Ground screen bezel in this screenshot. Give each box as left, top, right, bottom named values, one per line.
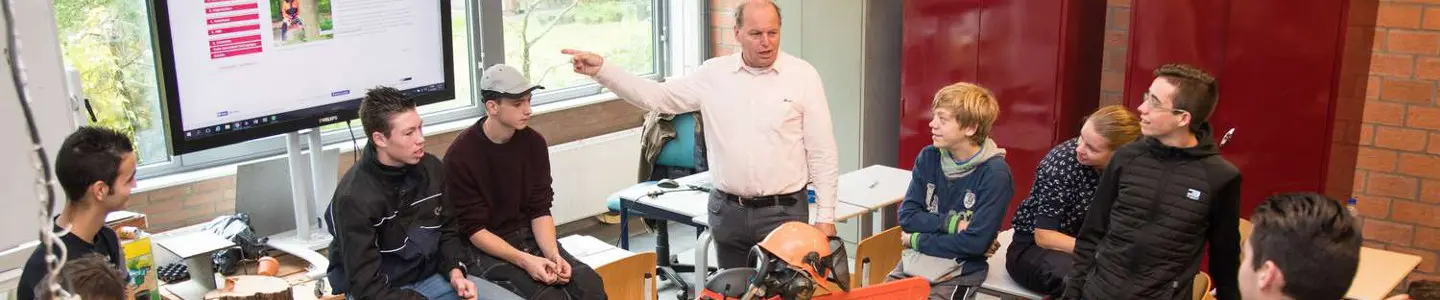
left=151, top=0, right=456, bottom=155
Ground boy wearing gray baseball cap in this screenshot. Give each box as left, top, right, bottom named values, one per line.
left=442, top=64, right=607, bottom=300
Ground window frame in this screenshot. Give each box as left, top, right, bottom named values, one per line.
left=134, top=0, right=673, bottom=180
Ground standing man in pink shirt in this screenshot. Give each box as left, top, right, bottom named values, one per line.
left=563, top=0, right=841, bottom=269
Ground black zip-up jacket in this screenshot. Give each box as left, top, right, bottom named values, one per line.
left=1063, top=124, right=1242, bottom=300
left=325, top=145, right=470, bottom=300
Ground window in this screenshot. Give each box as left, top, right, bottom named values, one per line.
left=52, top=0, right=668, bottom=180
left=323, top=1, right=475, bottom=130
left=500, top=0, right=660, bottom=104
left=421, top=2, right=479, bottom=115
left=55, top=0, right=169, bottom=166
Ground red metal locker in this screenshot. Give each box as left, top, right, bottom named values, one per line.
left=1123, top=0, right=1377, bottom=218
left=899, top=0, right=1106, bottom=228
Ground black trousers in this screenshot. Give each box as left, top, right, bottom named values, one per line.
left=1005, top=239, right=1073, bottom=297
left=706, top=190, right=809, bottom=269
left=469, top=228, right=607, bottom=300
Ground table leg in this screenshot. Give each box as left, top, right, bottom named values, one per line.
left=620, top=199, right=630, bottom=250
left=165, top=253, right=221, bottom=300
left=859, top=210, right=874, bottom=239
left=187, top=255, right=217, bottom=291
left=881, top=203, right=899, bottom=229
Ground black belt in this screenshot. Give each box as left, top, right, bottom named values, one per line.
left=717, top=189, right=804, bottom=208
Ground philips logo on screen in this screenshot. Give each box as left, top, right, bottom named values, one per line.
left=319, top=115, right=338, bottom=123
left=216, top=111, right=230, bottom=117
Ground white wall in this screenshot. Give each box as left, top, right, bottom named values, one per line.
left=0, top=0, right=78, bottom=263
left=781, top=0, right=864, bottom=172
left=775, top=0, right=901, bottom=172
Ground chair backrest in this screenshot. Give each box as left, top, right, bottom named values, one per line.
left=1239, top=218, right=1254, bottom=246
left=656, top=112, right=700, bottom=169
left=595, top=251, right=659, bottom=300
left=851, top=226, right=905, bottom=288
left=1193, top=272, right=1214, bottom=300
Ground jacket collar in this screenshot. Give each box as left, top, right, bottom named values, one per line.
left=361, top=143, right=414, bottom=183
left=1142, top=122, right=1221, bottom=159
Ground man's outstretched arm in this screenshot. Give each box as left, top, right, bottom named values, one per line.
left=564, top=49, right=705, bottom=114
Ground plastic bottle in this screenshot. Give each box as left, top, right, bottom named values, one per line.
left=1347, top=198, right=1359, bottom=217
left=1348, top=198, right=1363, bottom=230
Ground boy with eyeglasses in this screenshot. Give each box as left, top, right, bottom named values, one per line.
left=1063, top=64, right=1243, bottom=300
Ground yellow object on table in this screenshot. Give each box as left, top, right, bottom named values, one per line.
left=1346, top=247, right=1422, bottom=300
left=123, top=235, right=160, bottom=300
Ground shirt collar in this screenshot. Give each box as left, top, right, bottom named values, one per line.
left=732, top=52, right=784, bottom=75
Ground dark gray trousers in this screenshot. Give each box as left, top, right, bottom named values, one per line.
left=706, top=190, right=809, bottom=269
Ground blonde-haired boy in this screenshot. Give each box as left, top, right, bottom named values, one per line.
left=889, top=82, right=1014, bottom=300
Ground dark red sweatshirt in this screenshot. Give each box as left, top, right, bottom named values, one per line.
left=442, top=117, right=554, bottom=238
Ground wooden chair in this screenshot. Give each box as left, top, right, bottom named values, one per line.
left=1193, top=272, right=1215, bottom=300
left=595, top=252, right=659, bottom=300
left=851, top=226, right=904, bottom=288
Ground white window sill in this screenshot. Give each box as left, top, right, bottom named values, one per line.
left=133, top=93, right=625, bottom=194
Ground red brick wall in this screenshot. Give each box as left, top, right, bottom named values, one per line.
left=710, top=0, right=744, bottom=57
left=1356, top=0, right=1440, bottom=284
left=128, top=100, right=642, bottom=232
left=127, top=177, right=238, bottom=232
left=1099, top=0, right=1131, bottom=107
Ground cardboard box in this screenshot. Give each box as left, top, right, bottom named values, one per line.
left=106, top=211, right=148, bottom=233
left=122, top=235, right=159, bottom=300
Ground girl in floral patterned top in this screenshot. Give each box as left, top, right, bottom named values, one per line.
left=1004, top=105, right=1140, bottom=296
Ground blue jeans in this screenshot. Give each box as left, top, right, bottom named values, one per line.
left=352, top=274, right=522, bottom=300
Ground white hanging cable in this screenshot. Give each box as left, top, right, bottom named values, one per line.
left=0, top=0, right=75, bottom=298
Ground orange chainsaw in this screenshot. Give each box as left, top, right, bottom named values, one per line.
left=696, top=222, right=930, bottom=300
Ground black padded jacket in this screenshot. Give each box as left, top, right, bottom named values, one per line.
left=1063, top=124, right=1242, bottom=300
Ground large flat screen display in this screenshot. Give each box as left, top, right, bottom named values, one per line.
left=152, top=0, right=454, bottom=154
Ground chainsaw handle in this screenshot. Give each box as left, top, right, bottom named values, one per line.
left=742, top=246, right=774, bottom=300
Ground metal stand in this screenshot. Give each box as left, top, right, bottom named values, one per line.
left=157, top=232, right=235, bottom=300
left=693, top=216, right=713, bottom=299
left=270, top=128, right=333, bottom=280
left=283, top=130, right=317, bottom=239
